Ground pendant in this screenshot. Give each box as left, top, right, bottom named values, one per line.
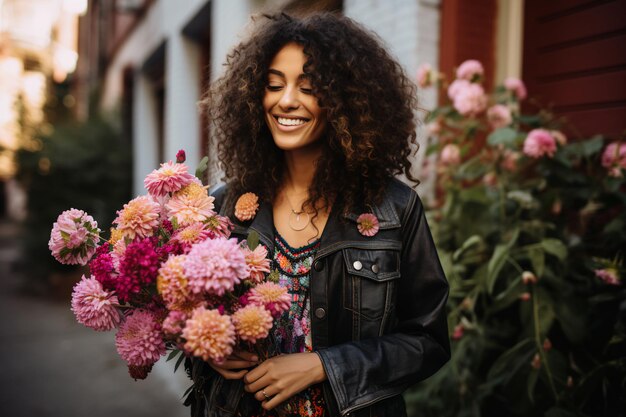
left=288, top=210, right=310, bottom=231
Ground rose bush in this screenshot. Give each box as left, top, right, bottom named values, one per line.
left=405, top=61, right=625, bottom=417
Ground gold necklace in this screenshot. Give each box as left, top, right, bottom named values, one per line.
left=283, top=188, right=311, bottom=231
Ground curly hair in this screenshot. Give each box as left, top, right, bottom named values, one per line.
left=202, top=11, right=420, bottom=216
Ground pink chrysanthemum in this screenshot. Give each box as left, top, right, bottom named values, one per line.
left=232, top=305, right=273, bottom=343
left=115, top=310, right=166, bottom=367
left=182, top=308, right=236, bottom=363
left=205, top=214, right=234, bottom=238
left=113, top=196, right=160, bottom=240
left=248, top=282, right=291, bottom=317
left=243, top=244, right=271, bottom=283
left=487, top=104, right=512, bottom=129
left=440, top=144, right=461, bottom=166
left=157, top=254, right=203, bottom=312
left=116, top=238, right=160, bottom=302
left=416, top=63, right=435, bottom=88
left=171, top=223, right=213, bottom=247
left=89, top=244, right=117, bottom=291
left=234, top=193, right=259, bottom=221
left=162, top=310, right=189, bottom=337
left=453, top=83, right=487, bottom=116
left=144, top=161, right=196, bottom=197
left=447, top=79, right=470, bottom=100
left=456, top=59, right=484, bottom=81
left=601, top=142, right=626, bottom=178
left=523, top=129, right=557, bottom=159
left=166, top=191, right=215, bottom=226
left=183, top=238, right=249, bottom=296
left=49, top=208, right=100, bottom=265
left=595, top=268, right=620, bottom=285
left=357, top=213, right=380, bottom=237
left=504, top=77, right=527, bottom=100
left=71, top=275, right=121, bottom=331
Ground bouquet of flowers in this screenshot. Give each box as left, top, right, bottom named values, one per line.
left=49, top=150, right=289, bottom=381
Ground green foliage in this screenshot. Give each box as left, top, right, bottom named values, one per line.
left=405, top=76, right=626, bottom=416
left=16, top=114, right=132, bottom=278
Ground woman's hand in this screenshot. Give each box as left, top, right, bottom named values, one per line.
left=208, top=350, right=259, bottom=380
left=243, top=352, right=327, bottom=410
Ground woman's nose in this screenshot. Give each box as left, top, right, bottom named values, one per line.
left=278, top=86, right=299, bottom=110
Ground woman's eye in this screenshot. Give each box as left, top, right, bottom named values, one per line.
left=300, top=87, right=313, bottom=94
left=266, top=85, right=282, bottom=91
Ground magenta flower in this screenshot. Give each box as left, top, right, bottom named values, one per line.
left=71, top=275, right=121, bottom=331
left=182, top=307, right=236, bottom=363
left=440, top=144, right=461, bottom=166
left=453, top=83, right=488, bottom=116
left=128, top=364, right=154, bottom=380
left=456, top=59, right=484, bottom=81
left=595, top=268, right=620, bottom=285
left=176, top=149, right=186, bottom=163
left=183, top=237, right=250, bottom=296
left=523, top=129, right=557, bottom=158
left=113, top=196, right=160, bottom=240
left=601, top=142, right=626, bottom=178
left=49, top=208, right=100, bottom=265
left=144, top=161, right=196, bottom=197
left=116, top=238, right=160, bottom=302
left=504, top=77, right=527, bottom=100
left=487, top=104, right=512, bottom=129
left=89, top=244, right=117, bottom=291
left=357, top=213, right=380, bottom=237
left=115, top=310, right=166, bottom=367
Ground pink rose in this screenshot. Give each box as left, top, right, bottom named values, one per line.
left=504, top=77, right=527, bottom=100
left=523, top=129, right=557, bottom=158
left=453, top=83, right=487, bottom=116
left=487, top=104, right=512, bottom=129
left=416, top=63, right=435, bottom=88
left=440, top=144, right=461, bottom=166
left=601, top=142, right=626, bottom=178
left=448, top=79, right=470, bottom=100
left=456, top=59, right=484, bottom=81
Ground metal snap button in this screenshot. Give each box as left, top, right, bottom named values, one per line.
left=353, top=260, right=363, bottom=271
left=313, top=260, right=323, bottom=271
left=315, top=307, right=326, bottom=319
left=371, top=264, right=379, bottom=274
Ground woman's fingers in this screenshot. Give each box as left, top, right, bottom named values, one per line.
left=254, top=384, right=278, bottom=402
left=232, top=350, right=259, bottom=362
left=215, top=358, right=257, bottom=370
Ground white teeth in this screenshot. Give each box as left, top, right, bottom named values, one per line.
left=277, top=117, right=307, bottom=126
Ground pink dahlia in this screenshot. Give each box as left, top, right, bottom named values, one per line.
left=205, top=214, right=234, bottom=238
left=595, top=268, right=620, bottom=285
left=357, top=213, right=380, bottom=237
left=447, top=79, right=471, bottom=100
left=162, top=310, right=189, bottom=337
left=166, top=191, right=215, bottom=226
left=232, top=305, right=273, bottom=343
left=116, top=238, right=160, bottom=302
left=504, top=77, right=527, bottom=100
left=89, top=244, right=117, bottom=291
left=601, top=142, right=626, bottom=178
left=157, top=254, right=203, bottom=312
left=113, top=195, right=160, bottom=240
left=248, top=282, right=291, bottom=317
left=456, top=59, right=484, bottom=81
left=243, top=244, right=271, bottom=283
left=182, top=307, right=236, bottom=363
left=416, top=63, right=435, bottom=88
left=71, top=275, right=121, bottom=331
left=170, top=223, right=213, bottom=247
left=144, top=161, right=196, bottom=197
left=453, top=83, right=488, bottom=116
left=487, top=104, right=512, bottom=129
left=440, top=144, right=461, bottom=166
left=115, top=309, right=166, bottom=367
left=183, top=237, right=249, bottom=296
left=523, top=129, right=557, bottom=158
left=49, top=208, right=100, bottom=265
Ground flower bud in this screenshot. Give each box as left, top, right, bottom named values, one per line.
left=519, top=292, right=532, bottom=301
left=176, top=149, right=186, bottom=163
left=531, top=353, right=541, bottom=369
left=543, top=338, right=552, bottom=352
left=522, top=271, right=538, bottom=285
left=452, top=324, right=464, bottom=340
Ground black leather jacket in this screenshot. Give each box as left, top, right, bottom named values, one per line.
left=186, top=178, right=450, bottom=417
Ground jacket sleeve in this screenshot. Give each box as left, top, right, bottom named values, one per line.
left=316, top=191, right=451, bottom=415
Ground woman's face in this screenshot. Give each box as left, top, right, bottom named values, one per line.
left=263, top=43, right=327, bottom=151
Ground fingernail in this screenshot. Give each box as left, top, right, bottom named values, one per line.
left=251, top=355, right=259, bottom=362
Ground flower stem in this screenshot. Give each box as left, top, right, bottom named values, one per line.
left=531, top=286, right=558, bottom=401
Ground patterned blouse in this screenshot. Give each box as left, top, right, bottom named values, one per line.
left=252, top=229, right=327, bottom=417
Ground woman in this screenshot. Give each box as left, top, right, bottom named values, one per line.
left=185, top=11, right=450, bottom=417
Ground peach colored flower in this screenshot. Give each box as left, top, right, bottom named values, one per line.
left=144, top=161, right=196, bottom=197
left=456, top=59, right=484, bottom=81
left=113, top=195, right=160, bottom=240
left=232, top=304, right=273, bottom=343
left=551, top=130, right=567, bottom=146
left=440, top=144, right=461, bottom=166
left=235, top=193, right=259, bottom=222
left=416, top=63, right=435, bottom=88
left=109, top=228, right=124, bottom=245
left=523, top=129, right=557, bottom=158
left=356, top=213, right=380, bottom=237
left=248, top=282, right=291, bottom=317
left=166, top=192, right=215, bottom=226
left=157, top=254, right=203, bottom=312
left=504, top=77, right=527, bottom=100
left=244, top=244, right=271, bottom=283
left=487, top=104, right=512, bottom=129
left=182, top=308, right=236, bottom=363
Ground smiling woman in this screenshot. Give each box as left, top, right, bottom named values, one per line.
left=191, top=11, right=450, bottom=417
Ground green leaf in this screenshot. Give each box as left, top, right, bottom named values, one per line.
left=247, top=230, right=260, bottom=251
left=174, top=351, right=186, bottom=373
left=540, top=238, right=567, bottom=261
left=171, top=216, right=179, bottom=230
left=487, top=127, right=518, bottom=147
left=527, top=368, right=539, bottom=403
left=195, top=156, right=209, bottom=182
left=452, top=235, right=482, bottom=261
left=491, top=277, right=524, bottom=312
left=528, top=247, right=545, bottom=278
left=166, top=349, right=180, bottom=362
left=486, top=338, right=535, bottom=383
left=487, top=244, right=509, bottom=295
left=181, top=383, right=195, bottom=400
